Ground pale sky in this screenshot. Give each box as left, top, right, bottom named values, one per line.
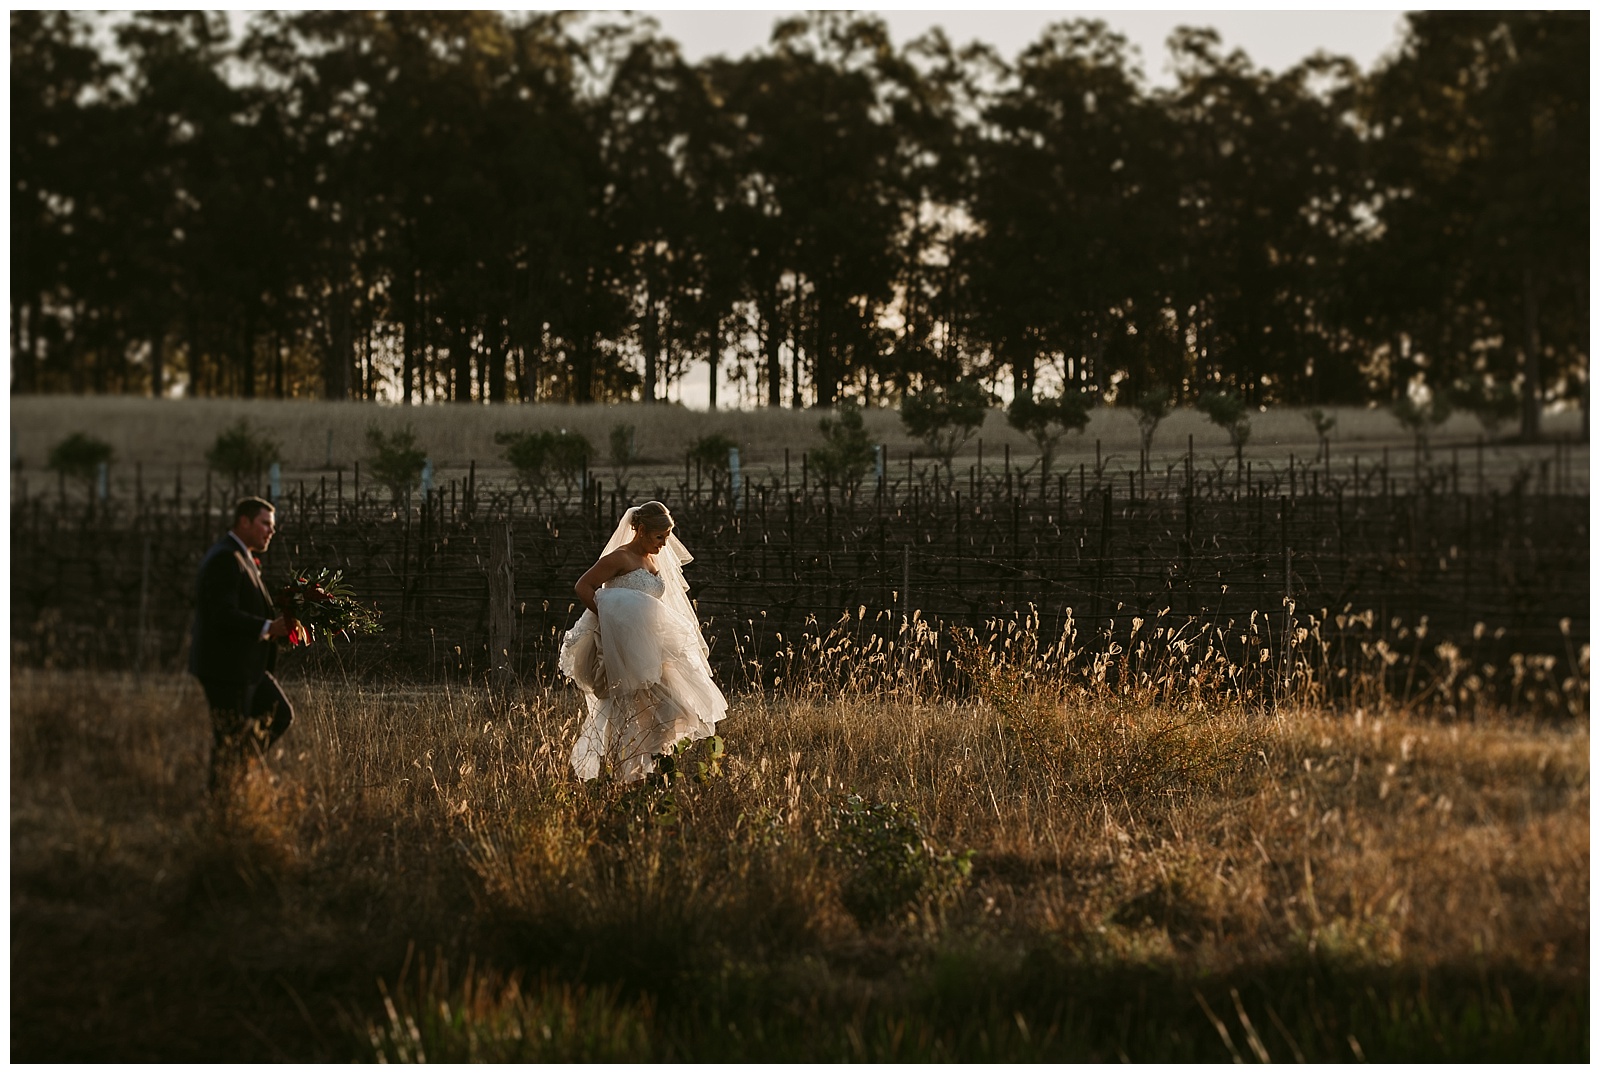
left=633, top=8, right=1411, bottom=88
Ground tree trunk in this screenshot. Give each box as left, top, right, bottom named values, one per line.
left=487, top=328, right=507, bottom=403
left=813, top=294, right=835, bottom=408
left=402, top=275, right=418, bottom=405
left=149, top=330, right=164, bottom=399
left=707, top=314, right=720, bottom=411
left=763, top=295, right=783, bottom=407
left=790, top=312, right=803, bottom=409
left=453, top=316, right=473, bottom=402
left=642, top=255, right=659, bottom=403
left=240, top=318, right=256, bottom=400
left=1576, top=263, right=1589, bottom=439
left=272, top=330, right=285, bottom=399
left=573, top=336, right=595, bottom=403
left=1521, top=263, right=1542, bottom=442
left=324, top=297, right=352, bottom=401
left=1011, top=338, right=1034, bottom=400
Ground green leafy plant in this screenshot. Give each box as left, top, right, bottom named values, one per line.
left=1130, top=384, right=1173, bottom=458
left=899, top=380, right=990, bottom=483
left=1196, top=390, right=1253, bottom=471
left=47, top=432, right=113, bottom=497
left=607, top=423, right=642, bottom=496
left=811, top=403, right=875, bottom=497
left=365, top=425, right=428, bottom=503
left=1390, top=392, right=1452, bottom=452
left=496, top=429, right=591, bottom=498
left=1449, top=379, right=1520, bottom=441
left=1304, top=408, right=1337, bottom=461
left=1006, top=390, right=1091, bottom=479
left=687, top=433, right=739, bottom=475
left=827, top=793, right=974, bottom=924
left=205, top=419, right=280, bottom=486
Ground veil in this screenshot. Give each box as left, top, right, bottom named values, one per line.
left=600, top=506, right=710, bottom=659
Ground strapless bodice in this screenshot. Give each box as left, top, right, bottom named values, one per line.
left=607, top=567, right=665, bottom=598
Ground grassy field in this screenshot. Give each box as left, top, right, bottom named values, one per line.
left=11, top=639, right=1588, bottom=1061
left=10, top=396, right=1586, bottom=494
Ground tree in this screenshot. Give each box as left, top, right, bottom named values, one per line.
left=811, top=404, right=876, bottom=497
left=1449, top=379, right=1521, bottom=442
left=1361, top=13, right=1588, bottom=441
left=900, top=379, right=990, bottom=482
left=607, top=423, right=642, bottom=497
left=206, top=419, right=281, bottom=487
left=1304, top=408, right=1337, bottom=462
left=1196, top=390, right=1252, bottom=471
left=1005, top=390, right=1091, bottom=479
left=1131, top=384, right=1173, bottom=458
left=366, top=425, right=428, bottom=503
left=496, top=428, right=591, bottom=498
left=1389, top=392, right=1452, bottom=454
left=962, top=20, right=1172, bottom=403
left=48, top=432, right=113, bottom=498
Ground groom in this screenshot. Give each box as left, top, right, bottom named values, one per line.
left=189, top=496, right=306, bottom=791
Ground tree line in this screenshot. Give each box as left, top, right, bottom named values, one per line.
left=10, top=11, right=1588, bottom=437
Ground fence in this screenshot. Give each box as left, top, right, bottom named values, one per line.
left=11, top=446, right=1588, bottom=698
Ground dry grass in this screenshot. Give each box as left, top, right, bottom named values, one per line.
left=11, top=651, right=1587, bottom=1061
left=11, top=395, right=1585, bottom=490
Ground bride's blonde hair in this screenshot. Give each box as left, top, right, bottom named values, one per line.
left=631, top=501, right=673, bottom=533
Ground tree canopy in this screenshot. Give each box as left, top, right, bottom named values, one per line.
left=10, top=11, right=1588, bottom=435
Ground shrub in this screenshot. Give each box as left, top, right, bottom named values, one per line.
left=1390, top=392, right=1452, bottom=450
left=1449, top=379, right=1520, bottom=441
left=810, top=404, right=875, bottom=496
left=365, top=425, right=428, bottom=503
left=496, top=429, right=591, bottom=497
left=687, top=433, right=739, bottom=475
left=47, top=432, right=113, bottom=495
left=899, top=380, right=990, bottom=482
left=607, top=423, right=641, bottom=495
left=827, top=793, right=973, bottom=924
left=205, top=419, right=280, bottom=486
left=1304, top=407, right=1337, bottom=460
left=1006, top=390, right=1091, bottom=479
left=1196, top=390, right=1253, bottom=469
left=1130, top=384, right=1173, bottom=457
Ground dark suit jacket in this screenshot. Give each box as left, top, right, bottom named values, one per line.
left=189, top=533, right=278, bottom=684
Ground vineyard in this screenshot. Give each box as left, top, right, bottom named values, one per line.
left=12, top=435, right=1588, bottom=713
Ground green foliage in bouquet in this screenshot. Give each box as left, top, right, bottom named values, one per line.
left=275, top=567, right=382, bottom=648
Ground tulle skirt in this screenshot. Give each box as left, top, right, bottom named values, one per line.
left=559, top=587, right=728, bottom=782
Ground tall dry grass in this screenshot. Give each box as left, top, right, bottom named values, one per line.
left=11, top=629, right=1588, bottom=1061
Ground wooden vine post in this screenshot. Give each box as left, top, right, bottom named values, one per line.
left=487, top=520, right=516, bottom=691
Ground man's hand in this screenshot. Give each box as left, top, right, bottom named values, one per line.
left=267, top=616, right=310, bottom=646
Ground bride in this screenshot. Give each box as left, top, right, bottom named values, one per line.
left=559, top=500, right=728, bottom=782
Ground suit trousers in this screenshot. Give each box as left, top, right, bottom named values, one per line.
left=199, top=673, right=293, bottom=787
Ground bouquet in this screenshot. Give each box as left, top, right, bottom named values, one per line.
left=276, top=567, right=382, bottom=648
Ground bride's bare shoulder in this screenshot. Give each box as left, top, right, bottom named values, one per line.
left=597, top=548, right=645, bottom=573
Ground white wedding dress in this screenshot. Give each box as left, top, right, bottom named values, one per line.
left=559, top=563, right=728, bottom=783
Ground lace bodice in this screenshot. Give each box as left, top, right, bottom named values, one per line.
left=606, top=567, right=665, bottom=599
